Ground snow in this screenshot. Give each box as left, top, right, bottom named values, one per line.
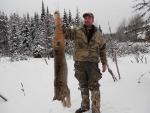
left=0, top=55, right=150, bottom=113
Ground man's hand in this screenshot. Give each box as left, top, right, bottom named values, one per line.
left=102, top=64, right=107, bottom=72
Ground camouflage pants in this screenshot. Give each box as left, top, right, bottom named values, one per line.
left=74, top=61, right=102, bottom=113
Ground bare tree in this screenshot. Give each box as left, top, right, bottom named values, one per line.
left=107, top=22, right=120, bottom=80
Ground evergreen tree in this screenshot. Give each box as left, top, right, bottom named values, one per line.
left=46, top=6, right=49, bottom=16
left=62, top=9, right=69, bottom=30
left=41, top=0, right=46, bottom=21
left=33, top=18, right=48, bottom=57
left=45, top=6, right=54, bottom=37
left=27, top=13, right=30, bottom=22
left=74, top=8, right=81, bottom=27
left=45, top=9, right=55, bottom=58
left=30, top=17, right=36, bottom=41
left=29, top=17, right=36, bottom=53
left=0, top=2, right=56, bottom=59
left=8, top=13, right=22, bottom=60
left=34, top=12, right=39, bottom=27
left=20, top=15, right=32, bottom=57
left=0, top=11, right=9, bottom=56
left=31, top=13, right=40, bottom=49
left=68, top=9, right=73, bottom=27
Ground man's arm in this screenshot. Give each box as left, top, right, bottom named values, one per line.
left=63, top=28, right=76, bottom=40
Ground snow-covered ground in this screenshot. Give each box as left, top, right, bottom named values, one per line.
left=0, top=55, right=150, bottom=113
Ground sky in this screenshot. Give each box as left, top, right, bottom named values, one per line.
left=0, top=0, right=137, bottom=33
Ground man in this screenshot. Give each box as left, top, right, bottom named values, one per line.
left=65, top=12, right=107, bottom=113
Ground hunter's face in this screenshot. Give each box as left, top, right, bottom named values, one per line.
left=84, top=16, right=94, bottom=26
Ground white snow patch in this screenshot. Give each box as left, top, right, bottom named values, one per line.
left=0, top=55, right=150, bottom=113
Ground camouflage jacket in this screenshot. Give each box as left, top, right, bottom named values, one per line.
left=64, top=25, right=107, bottom=64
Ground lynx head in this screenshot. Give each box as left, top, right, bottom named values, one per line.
left=54, top=11, right=61, bottom=26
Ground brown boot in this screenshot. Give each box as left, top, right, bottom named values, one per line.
left=75, top=108, right=89, bottom=113
left=91, top=89, right=101, bottom=113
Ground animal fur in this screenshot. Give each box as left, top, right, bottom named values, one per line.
left=53, top=11, right=71, bottom=108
